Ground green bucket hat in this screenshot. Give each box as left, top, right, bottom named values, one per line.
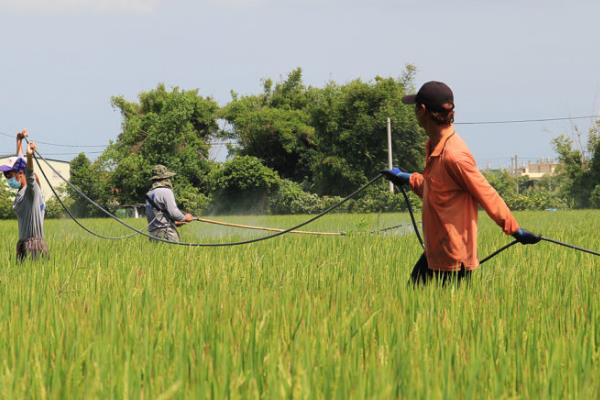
left=150, top=164, right=176, bottom=181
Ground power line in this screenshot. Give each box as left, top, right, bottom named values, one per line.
left=0, top=130, right=107, bottom=148
left=31, top=140, right=107, bottom=148
left=0, top=150, right=104, bottom=157
left=479, top=156, right=558, bottom=161
left=0, top=129, right=232, bottom=151
left=455, top=115, right=600, bottom=125
left=1, top=113, right=598, bottom=149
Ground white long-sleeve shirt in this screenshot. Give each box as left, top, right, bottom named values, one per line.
left=145, top=187, right=185, bottom=231
left=14, top=168, right=45, bottom=241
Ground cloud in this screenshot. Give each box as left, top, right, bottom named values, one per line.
left=0, top=0, right=161, bottom=14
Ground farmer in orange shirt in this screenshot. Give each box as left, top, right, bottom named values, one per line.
left=382, top=81, right=541, bottom=285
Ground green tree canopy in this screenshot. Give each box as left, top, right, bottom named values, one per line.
left=552, top=120, right=600, bottom=208
left=222, top=67, right=424, bottom=196
left=0, top=182, right=14, bottom=219
left=68, top=153, right=110, bottom=217
left=104, top=84, right=220, bottom=206
left=209, top=156, right=281, bottom=214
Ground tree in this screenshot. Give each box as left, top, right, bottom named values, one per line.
left=68, top=153, right=110, bottom=217
left=306, top=75, right=425, bottom=194
left=221, top=105, right=316, bottom=182
left=552, top=120, right=600, bottom=208
left=590, top=185, right=600, bottom=208
left=103, top=84, right=220, bottom=207
left=222, top=67, right=424, bottom=196
left=45, top=186, right=74, bottom=219
left=221, top=69, right=316, bottom=182
left=0, top=183, right=14, bottom=219
left=483, top=169, right=568, bottom=211
left=209, top=156, right=281, bottom=214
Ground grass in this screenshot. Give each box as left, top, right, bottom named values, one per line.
left=0, top=210, right=598, bottom=399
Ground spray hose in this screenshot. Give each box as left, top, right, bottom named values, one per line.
left=192, top=217, right=344, bottom=236
left=392, top=182, right=600, bottom=264
left=32, top=146, right=600, bottom=258
left=34, top=149, right=380, bottom=246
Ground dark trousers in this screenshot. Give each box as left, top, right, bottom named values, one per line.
left=410, top=253, right=471, bottom=286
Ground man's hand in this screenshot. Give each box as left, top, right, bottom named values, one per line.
left=27, top=141, right=37, bottom=155
left=17, top=129, right=28, bottom=140
left=16, top=129, right=29, bottom=156
left=381, top=167, right=412, bottom=186
left=512, top=228, right=542, bottom=245
left=176, top=213, right=194, bottom=225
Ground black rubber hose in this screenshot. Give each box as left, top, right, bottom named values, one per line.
left=479, top=240, right=519, bottom=265
left=541, top=237, right=600, bottom=257
left=399, top=185, right=424, bottom=248
left=35, top=155, right=139, bottom=240
left=35, top=150, right=382, bottom=247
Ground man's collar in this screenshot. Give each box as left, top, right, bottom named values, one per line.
left=428, top=130, right=456, bottom=157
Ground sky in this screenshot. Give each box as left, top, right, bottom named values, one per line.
left=1, top=0, right=599, bottom=169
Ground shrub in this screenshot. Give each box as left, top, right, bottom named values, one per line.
left=269, top=179, right=321, bottom=214
left=209, top=156, right=280, bottom=214
left=589, top=185, right=600, bottom=208
left=350, top=185, right=409, bottom=213
left=175, top=184, right=211, bottom=216
left=0, top=184, right=14, bottom=219
left=45, top=195, right=75, bottom=219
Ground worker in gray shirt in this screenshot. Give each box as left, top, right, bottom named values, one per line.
left=145, top=164, right=193, bottom=242
left=0, top=129, right=48, bottom=261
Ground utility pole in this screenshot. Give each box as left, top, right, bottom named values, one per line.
left=387, top=118, right=394, bottom=193
left=514, top=154, right=519, bottom=194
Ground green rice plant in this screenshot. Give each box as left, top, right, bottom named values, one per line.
left=0, top=210, right=598, bottom=399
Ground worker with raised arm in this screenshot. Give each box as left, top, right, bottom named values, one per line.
left=145, top=164, right=193, bottom=242
left=381, top=82, right=541, bottom=285
left=0, top=129, right=48, bottom=261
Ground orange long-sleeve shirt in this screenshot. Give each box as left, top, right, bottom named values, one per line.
left=409, top=130, right=519, bottom=271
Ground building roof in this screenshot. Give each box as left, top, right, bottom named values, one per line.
left=0, top=155, right=71, bottom=164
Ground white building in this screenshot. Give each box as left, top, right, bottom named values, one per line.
left=520, top=160, right=559, bottom=180
left=0, top=155, right=71, bottom=201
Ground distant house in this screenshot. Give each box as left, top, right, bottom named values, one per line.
left=0, top=155, right=71, bottom=201
left=520, top=160, right=559, bottom=179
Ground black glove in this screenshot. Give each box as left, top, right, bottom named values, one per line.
left=512, top=228, right=542, bottom=245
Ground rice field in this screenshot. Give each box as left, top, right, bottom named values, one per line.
left=0, top=210, right=599, bottom=399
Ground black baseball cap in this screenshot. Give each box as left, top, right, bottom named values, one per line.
left=402, top=81, right=454, bottom=112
